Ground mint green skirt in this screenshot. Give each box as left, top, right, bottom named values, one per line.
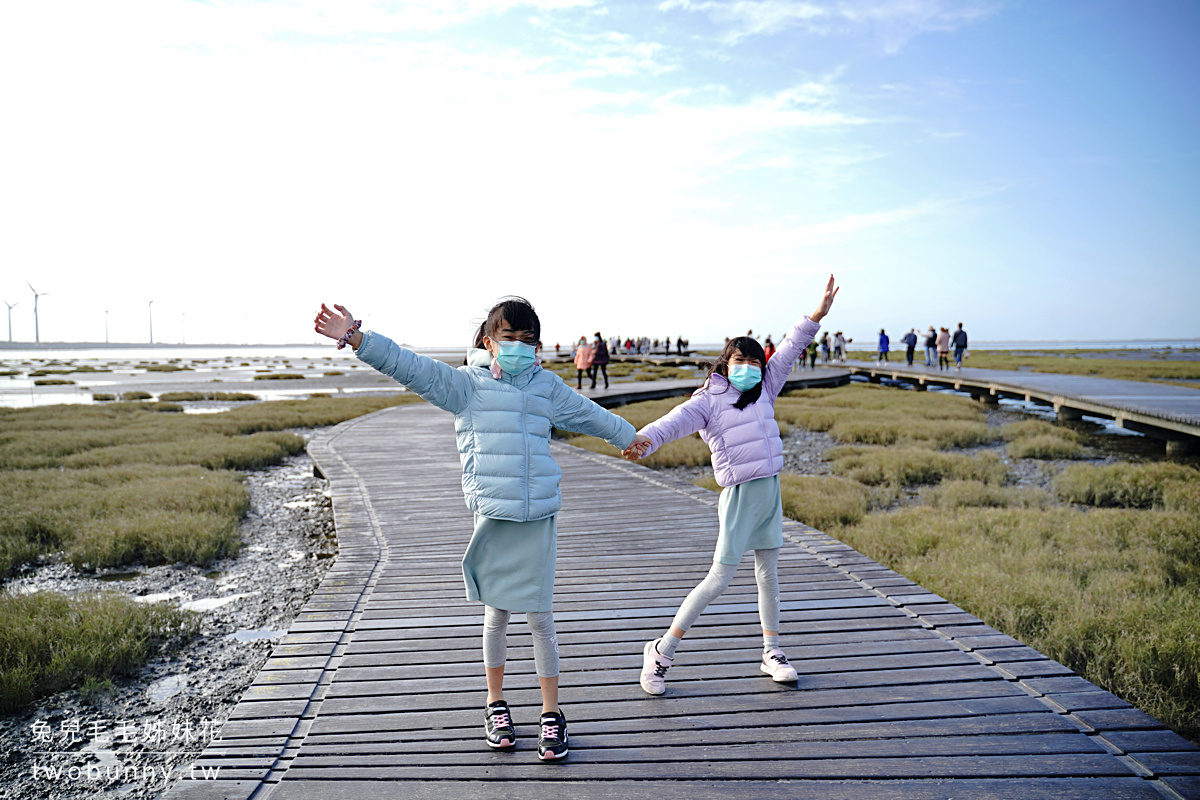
left=462, top=514, right=557, bottom=613
left=714, top=475, right=783, bottom=565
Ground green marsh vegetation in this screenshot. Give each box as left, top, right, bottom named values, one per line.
left=0, top=591, right=196, bottom=712
left=564, top=381, right=1200, bottom=740
left=158, top=391, right=259, bottom=402
left=0, top=392, right=423, bottom=712
left=0, top=393, right=425, bottom=573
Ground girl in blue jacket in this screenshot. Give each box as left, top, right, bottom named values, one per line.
left=315, top=297, right=635, bottom=761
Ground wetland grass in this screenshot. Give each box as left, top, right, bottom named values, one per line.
left=0, top=392, right=425, bottom=713
left=0, top=590, right=196, bottom=712
left=158, top=391, right=258, bottom=402
left=0, top=394, right=423, bottom=575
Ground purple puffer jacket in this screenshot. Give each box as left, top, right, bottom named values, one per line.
left=639, top=316, right=821, bottom=487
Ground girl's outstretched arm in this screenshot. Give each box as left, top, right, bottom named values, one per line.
left=762, top=275, right=839, bottom=397
left=631, top=393, right=709, bottom=460
left=313, top=303, right=472, bottom=414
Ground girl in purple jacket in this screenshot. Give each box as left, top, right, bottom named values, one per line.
left=623, top=275, right=839, bottom=694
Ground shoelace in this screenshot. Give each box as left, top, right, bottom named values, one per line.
left=653, top=661, right=670, bottom=678
left=541, top=723, right=560, bottom=741
left=768, top=653, right=789, bottom=665
left=490, top=710, right=511, bottom=729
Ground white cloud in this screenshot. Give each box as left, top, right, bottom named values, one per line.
left=658, top=0, right=997, bottom=50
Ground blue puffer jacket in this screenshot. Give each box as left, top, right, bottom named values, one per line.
left=357, top=332, right=636, bottom=521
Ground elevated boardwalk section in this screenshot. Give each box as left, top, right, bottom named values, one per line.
left=844, top=362, right=1200, bottom=453
left=167, top=394, right=1200, bottom=799
left=568, top=364, right=850, bottom=408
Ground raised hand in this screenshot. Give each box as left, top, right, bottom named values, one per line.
left=622, top=434, right=652, bottom=461
left=314, top=303, right=356, bottom=343
left=810, top=274, right=839, bottom=323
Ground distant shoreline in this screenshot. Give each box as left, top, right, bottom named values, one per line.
left=2, top=338, right=1198, bottom=353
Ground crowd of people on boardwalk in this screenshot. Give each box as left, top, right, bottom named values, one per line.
left=566, top=333, right=693, bottom=390
left=313, top=275, right=840, bottom=763
left=556, top=335, right=690, bottom=360
left=875, top=323, right=969, bottom=370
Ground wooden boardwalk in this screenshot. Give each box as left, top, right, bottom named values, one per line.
left=166, top=402, right=1200, bottom=800
left=843, top=362, right=1200, bottom=451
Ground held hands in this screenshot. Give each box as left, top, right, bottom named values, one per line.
left=809, top=274, right=839, bottom=323
left=314, top=303, right=362, bottom=349
left=622, top=434, right=652, bottom=461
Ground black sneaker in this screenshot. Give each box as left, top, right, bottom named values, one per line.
left=537, top=709, right=569, bottom=760
left=484, top=700, right=516, bottom=749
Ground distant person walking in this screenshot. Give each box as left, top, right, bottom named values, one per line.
left=590, top=332, right=610, bottom=390
left=901, top=328, right=918, bottom=366
left=573, top=336, right=594, bottom=390
left=805, top=339, right=818, bottom=370
left=936, top=327, right=951, bottom=371
left=923, top=327, right=937, bottom=367
left=876, top=329, right=890, bottom=365
left=819, top=332, right=830, bottom=363
left=951, top=323, right=968, bottom=371
left=763, top=335, right=775, bottom=362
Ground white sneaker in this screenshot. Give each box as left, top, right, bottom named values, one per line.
left=640, top=639, right=673, bottom=695
left=761, top=648, right=798, bottom=682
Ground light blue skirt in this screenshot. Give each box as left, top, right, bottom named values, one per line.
left=714, top=475, right=783, bottom=565
left=461, top=514, right=557, bottom=613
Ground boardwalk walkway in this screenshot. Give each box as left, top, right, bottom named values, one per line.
left=843, top=362, right=1200, bottom=451
left=167, top=402, right=1200, bottom=800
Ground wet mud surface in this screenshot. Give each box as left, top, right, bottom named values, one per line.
left=0, top=432, right=335, bottom=800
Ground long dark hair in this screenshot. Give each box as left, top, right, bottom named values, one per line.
left=707, top=336, right=766, bottom=410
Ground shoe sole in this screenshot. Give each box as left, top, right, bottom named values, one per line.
left=487, top=737, right=516, bottom=749
left=539, top=746, right=569, bottom=760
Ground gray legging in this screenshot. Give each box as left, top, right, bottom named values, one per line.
left=670, top=548, right=781, bottom=636
left=482, top=606, right=559, bottom=678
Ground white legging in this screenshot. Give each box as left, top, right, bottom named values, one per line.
left=482, top=606, right=560, bottom=678
left=670, top=548, right=781, bottom=634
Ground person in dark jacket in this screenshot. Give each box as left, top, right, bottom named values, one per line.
left=901, top=328, right=918, bottom=366
left=590, top=332, right=610, bottom=389
left=923, top=327, right=937, bottom=367
left=951, top=323, right=968, bottom=371
left=877, top=329, right=890, bottom=365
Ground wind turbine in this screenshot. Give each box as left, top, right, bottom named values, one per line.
left=2, top=300, right=17, bottom=343
left=148, top=300, right=155, bottom=345
left=26, top=282, right=48, bottom=344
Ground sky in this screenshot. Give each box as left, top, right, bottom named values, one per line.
left=1, top=0, right=1198, bottom=348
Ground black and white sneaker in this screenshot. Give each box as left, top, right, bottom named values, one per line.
left=484, top=700, right=516, bottom=749
left=537, top=709, right=569, bottom=760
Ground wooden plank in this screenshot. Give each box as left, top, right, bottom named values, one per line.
left=268, top=778, right=1165, bottom=800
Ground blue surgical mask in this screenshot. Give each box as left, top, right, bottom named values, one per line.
left=727, top=364, right=762, bottom=391
left=495, top=340, right=536, bottom=374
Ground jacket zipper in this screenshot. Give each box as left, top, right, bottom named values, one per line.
left=522, top=389, right=530, bottom=520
